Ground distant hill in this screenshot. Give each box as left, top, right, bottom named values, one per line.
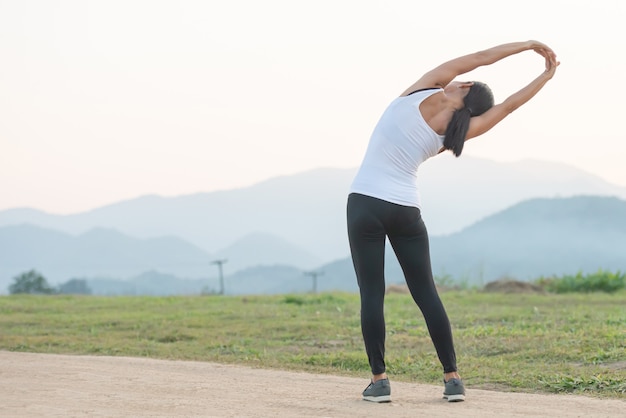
left=87, top=271, right=215, bottom=296
left=416, top=156, right=626, bottom=235
left=0, top=225, right=213, bottom=291
left=0, top=167, right=355, bottom=262
left=0, top=224, right=322, bottom=293
left=3, top=196, right=625, bottom=295
left=1, top=158, right=625, bottom=265
left=211, top=232, right=321, bottom=273
left=84, top=266, right=308, bottom=296
left=320, top=196, right=626, bottom=289
left=225, top=265, right=309, bottom=295
left=428, top=195, right=626, bottom=282
left=6, top=196, right=623, bottom=296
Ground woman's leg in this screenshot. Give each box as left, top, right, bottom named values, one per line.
left=347, top=194, right=388, bottom=376
left=387, top=207, right=458, bottom=373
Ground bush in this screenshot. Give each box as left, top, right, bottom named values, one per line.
left=8, top=270, right=56, bottom=295
left=57, top=279, right=92, bottom=295
left=536, top=270, right=625, bottom=293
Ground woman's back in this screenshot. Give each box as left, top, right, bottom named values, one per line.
left=349, top=88, right=444, bottom=208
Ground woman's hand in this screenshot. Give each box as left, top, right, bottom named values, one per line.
left=465, top=41, right=559, bottom=140
left=528, top=40, right=557, bottom=62
left=527, top=40, right=559, bottom=79
left=543, top=55, right=560, bottom=79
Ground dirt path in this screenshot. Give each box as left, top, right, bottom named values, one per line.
left=0, top=351, right=623, bottom=417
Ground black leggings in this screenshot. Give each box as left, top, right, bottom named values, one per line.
left=346, top=193, right=457, bottom=374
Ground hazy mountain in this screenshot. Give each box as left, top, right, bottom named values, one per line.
left=320, top=196, right=626, bottom=289
left=211, top=232, right=321, bottom=273
left=416, top=156, right=626, bottom=235
left=1, top=157, right=625, bottom=264
left=87, top=271, right=215, bottom=296
left=0, top=225, right=320, bottom=294
left=7, top=196, right=622, bottom=296
left=225, top=265, right=309, bottom=295
left=428, top=195, right=626, bottom=283
left=84, top=266, right=307, bottom=296
left=130, top=191, right=626, bottom=297
left=0, top=167, right=354, bottom=262
left=0, top=224, right=214, bottom=291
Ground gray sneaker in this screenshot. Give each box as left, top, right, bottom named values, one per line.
left=362, top=378, right=391, bottom=403
left=443, top=378, right=465, bottom=402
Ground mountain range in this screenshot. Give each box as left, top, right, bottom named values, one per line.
left=320, top=195, right=626, bottom=291
left=2, top=156, right=625, bottom=264
left=2, top=157, right=626, bottom=294
left=0, top=225, right=212, bottom=282
left=85, top=265, right=310, bottom=296
left=2, top=195, right=625, bottom=294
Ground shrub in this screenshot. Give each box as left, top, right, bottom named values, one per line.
left=536, top=270, right=625, bottom=293
left=8, top=270, right=56, bottom=295
left=57, top=279, right=92, bottom=295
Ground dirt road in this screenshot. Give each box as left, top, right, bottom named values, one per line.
left=0, top=351, right=623, bottom=417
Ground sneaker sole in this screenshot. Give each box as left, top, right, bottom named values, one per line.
left=443, top=394, right=465, bottom=402
left=363, top=395, right=391, bottom=403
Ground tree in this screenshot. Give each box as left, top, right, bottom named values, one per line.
left=8, top=270, right=56, bottom=295
left=58, top=278, right=92, bottom=295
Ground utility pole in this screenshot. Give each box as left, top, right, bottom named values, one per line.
left=304, top=270, right=324, bottom=294
left=211, top=259, right=228, bottom=295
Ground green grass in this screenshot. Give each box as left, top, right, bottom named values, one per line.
left=1, top=291, right=625, bottom=398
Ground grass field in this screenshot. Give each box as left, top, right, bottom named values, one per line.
left=1, top=291, right=624, bottom=398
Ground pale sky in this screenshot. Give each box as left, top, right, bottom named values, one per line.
left=1, top=0, right=625, bottom=214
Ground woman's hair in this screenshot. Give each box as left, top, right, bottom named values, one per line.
left=443, top=81, right=494, bottom=157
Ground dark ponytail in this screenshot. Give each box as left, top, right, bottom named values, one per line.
left=443, top=108, right=472, bottom=157
left=443, top=81, right=494, bottom=157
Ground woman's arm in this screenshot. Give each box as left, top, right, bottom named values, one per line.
left=401, top=40, right=556, bottom=95
left=466, top=53, right=559, bottom=140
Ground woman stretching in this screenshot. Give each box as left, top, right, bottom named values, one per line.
left=347, top=40, right=559, bottom=403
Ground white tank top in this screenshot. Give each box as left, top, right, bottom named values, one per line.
left=350, top=88, right=444, bottom=208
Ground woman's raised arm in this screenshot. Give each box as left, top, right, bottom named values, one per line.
left=466, top=50, right=559, bottom=140
left=402, top=40, right=556, bottom=95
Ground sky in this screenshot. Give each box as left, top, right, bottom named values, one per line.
left=1, top=0, right=625, bottom=214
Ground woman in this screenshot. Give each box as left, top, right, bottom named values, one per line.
left=347, top=41, right=559, bottom=403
